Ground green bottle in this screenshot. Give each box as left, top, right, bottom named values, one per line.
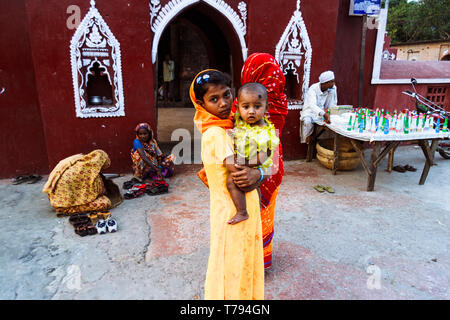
left=404, top=115, right=409, bottom=134
left=347, top=116, right=353, bottom=131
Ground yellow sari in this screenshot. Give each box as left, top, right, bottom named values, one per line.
left=191, top=71, right=264, bottom=300
left=202, top=127, right=264, bottom=300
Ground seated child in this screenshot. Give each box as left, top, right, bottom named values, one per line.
left=131, top=122, right=175, bottom=182
left=225, top=82, right=280, bottom=225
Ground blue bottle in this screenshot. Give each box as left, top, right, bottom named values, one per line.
left=435, top=117, right=441, bottom=133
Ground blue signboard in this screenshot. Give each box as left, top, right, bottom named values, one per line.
left=349, top=0, right=381, bottom=16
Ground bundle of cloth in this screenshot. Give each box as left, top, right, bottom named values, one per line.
left=42, top=150, right=123, bottom=215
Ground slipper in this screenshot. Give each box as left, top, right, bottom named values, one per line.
left=323, top=185, right=335, bottom=193
left=123, top=181, right=134, bottom=189
left=69, top=213, right=90, bottom=225
left=27, top=174, right=42, bottom=184
left=124, top=186, right=146, bottom=199
left=74, top=225, right=89, bottom=237
left=88, top=213, right=98, bottom=224
left=12, top=175, right=32, bottom=185
left=313, top=185, right=325, bottom=193
left=97, top=212, right=111, bottom=220
left=86, top=224, right=98, bottom=235
left=145, top=185, right=168, bottom=196
left=393, top=165, right=406, bottom=173
left=123, top=178, right=142, bottom=189
left=95, top=219, right=107, bottom=234
left=404, top=165, right=417, bottom=172
left=106, top=217, right=118, bottom=233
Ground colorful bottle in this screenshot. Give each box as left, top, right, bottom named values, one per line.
left=418, top=114, right=424, bottom=132
left=443, top=118, right=448, bottom=133
left=411, top=115, right=417, bottom=133
left=384, top=119, right=389, bottom=134
left=404, top=115, right=409, bottom=134
left=359, top=115, right=364, bottom=133
left=347, top=115, right=353, bottom=131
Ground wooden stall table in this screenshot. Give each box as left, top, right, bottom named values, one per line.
left=321, top=120, right=450, bottom=191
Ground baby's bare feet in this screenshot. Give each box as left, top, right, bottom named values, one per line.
left=227, top=211, right=249, bottom=225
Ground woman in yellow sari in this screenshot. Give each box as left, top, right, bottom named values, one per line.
left=191, top=70, right=264, bottom=300
left=42, top=150, right=112, bottom=214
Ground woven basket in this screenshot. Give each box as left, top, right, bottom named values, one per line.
left=316, top=138, right=360, bottom=171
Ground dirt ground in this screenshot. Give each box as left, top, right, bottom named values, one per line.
left=0, top=145, right=449, bottom=300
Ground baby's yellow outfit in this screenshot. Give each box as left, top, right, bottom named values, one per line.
left=231, top=113, right=280, bottom=169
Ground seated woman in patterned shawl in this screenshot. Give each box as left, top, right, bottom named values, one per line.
left=42, top=150, right=117, bottom=214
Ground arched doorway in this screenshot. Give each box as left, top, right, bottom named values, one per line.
left=153, top=3, right=244, bottom=158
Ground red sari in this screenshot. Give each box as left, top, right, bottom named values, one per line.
left=235, top=53, right=288, bottom=268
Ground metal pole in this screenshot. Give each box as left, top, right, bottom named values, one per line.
left=358, top=15, right=367, bottom=108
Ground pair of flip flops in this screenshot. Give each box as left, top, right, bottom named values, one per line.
left=74, top=224, right=97, bottom=237
left=313, top=185, right=335, bottom=193
left=69, top=213, right=97, bottom=237
left=69, top=213, right=90, bottom=226
left=393, top=165, right=417, bottom=172
left=124, top=183, right=149, bottom=199
left=124, top=181, right=169, bottom=199
left=12, top=175, right=42, bottom=185
left=96, top=217, right=118, bottom=234
left=146, top=180, right=169, bottom=196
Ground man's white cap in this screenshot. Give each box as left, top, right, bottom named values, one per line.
left=319, top=71, right=335, bottom=84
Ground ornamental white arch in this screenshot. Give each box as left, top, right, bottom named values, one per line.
left=275, top=0, right=312, bottom=109
left=149, top=0, right=248, bottom=64
left=70, top=0, right=125, bottom=118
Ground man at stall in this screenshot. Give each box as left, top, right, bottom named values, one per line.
left=300, top=70, right=337, bottom=144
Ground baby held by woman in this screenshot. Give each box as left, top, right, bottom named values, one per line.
left=225, top=83, right=279, bottom=225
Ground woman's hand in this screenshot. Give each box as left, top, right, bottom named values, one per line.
left=231, top=165, right=261, bottom=188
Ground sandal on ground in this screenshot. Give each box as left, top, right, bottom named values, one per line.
left=323, top=185, right=335, bottom=193
left=124, top=186, right=146, bottom=199
left=313, top=185, right=325, bottom=193
left=146, top=184, right=169, bottom=196
left=393, top=165, right=406, bottom=173
left=11, top=175, right=32, bottom=185
left=86, top=224, right=97, bottom=235
left=96, top=212, right=111, bottom=220
left=145, top=180, right=169, bottom=196
left=74, top=225, right=89, bottom=237
left=27, top=174, right=42, bottom=184
left=106, top=217, right=118, bottom=233
left=69, top=213, right=90, bottom=225
left=404, top=164, right=417, bottom=172
left=123, top=178, right=141, bottom=189
left=96, top=219, right=107, bottom=234
left=88, top=213, right=98, bottom=224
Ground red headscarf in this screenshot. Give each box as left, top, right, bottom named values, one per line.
left=236, top=53, right=289, bottom=207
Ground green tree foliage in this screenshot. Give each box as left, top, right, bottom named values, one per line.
left=386, top=0, right=450, bottom=43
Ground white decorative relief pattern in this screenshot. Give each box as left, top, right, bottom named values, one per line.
left=275, top=0, right=312, bottom=109
left=238, top=1, right=247, bottom=31
left=149, top=0, right=248, bottom=64
left=70, top=0, right=125, bottom=118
